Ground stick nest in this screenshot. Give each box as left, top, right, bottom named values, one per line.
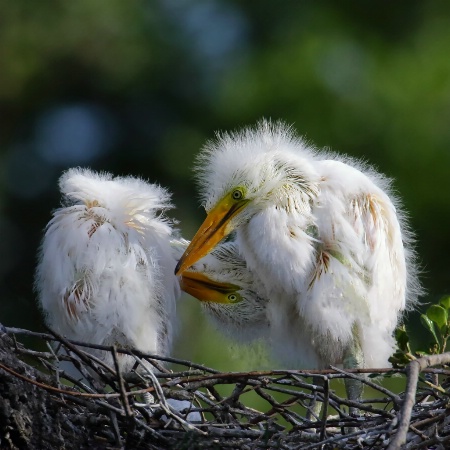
left=2, top=326, right=450, bottom=450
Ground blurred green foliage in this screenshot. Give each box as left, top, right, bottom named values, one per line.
left=391, top=295, right=450, bottom=367
left=1, top=0, right=450, bottom=372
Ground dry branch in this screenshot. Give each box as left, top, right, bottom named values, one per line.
left=1, top=324, right=449, bottom=449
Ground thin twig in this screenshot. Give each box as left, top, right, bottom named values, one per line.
left=132, top=354, right=206, bottom=435
left=319, top=375, right=330, bottom=441
left=331, top=365, right=402, bottom=406
left=388, top=352, right=450, bottom=450
left=112, top=345, right=134, bottom=419
left=4, top=322, right=450, bottom=449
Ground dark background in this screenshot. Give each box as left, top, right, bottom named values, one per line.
left=1, top=0, right=449, bottom=370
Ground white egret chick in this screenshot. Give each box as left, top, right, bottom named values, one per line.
left=176, top=120, right=421, bottom=406
left=36, top=168, right=179, bottom=373
left=180, top=243, right=325, bottom=370
left=180, top=241, right=269, bottom=344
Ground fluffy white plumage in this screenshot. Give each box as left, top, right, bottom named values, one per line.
left=176, top=120, right=421, bottom=371
left=36, top=168, right=180, bottom=371
left=180, top=243, right=328, bottom=369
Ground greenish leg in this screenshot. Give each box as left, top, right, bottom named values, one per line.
left=343, top=325, right=364, bottom=419
left=306, top=376, right=323, bottom=427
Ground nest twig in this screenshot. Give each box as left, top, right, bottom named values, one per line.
left=2, top=326, right=450, bottom=449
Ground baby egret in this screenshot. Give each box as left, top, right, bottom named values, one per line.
left=180, top=241, right=325, bottom=369
left=176, top=120, right=421, bottom=406
left=180, top=241, right=269, bottom=343
left=36, top=168, right=180, bottom=372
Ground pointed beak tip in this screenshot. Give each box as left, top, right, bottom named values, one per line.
left=175, top=256, right=189, bottom=276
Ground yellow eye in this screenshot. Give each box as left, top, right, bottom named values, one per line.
left=231, top=189, right=244, bottom=201
left=227, top=293, right=240, bottom=303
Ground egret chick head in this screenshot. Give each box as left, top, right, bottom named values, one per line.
left=180, top=242, right=269, bottom=341
left=196, top=119, right=320, bottom=222
left=175, top=120, right=320, bottom=274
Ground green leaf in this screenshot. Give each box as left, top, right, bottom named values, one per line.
left=420, top=314, right=440, bottom=346
left=394, top=326, right=410, bottom=352
left=388, top=352, right=411, bottom=367
left=439, top=295, right=450, bottom=310
left=426, top=305, right=448, bottom=329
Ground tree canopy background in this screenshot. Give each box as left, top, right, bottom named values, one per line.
left=1, top=0, right=449, bottom=371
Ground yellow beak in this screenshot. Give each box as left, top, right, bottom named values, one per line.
left=175, top=196, right=249, bottom=275
left=180, top=271, right=239, bottom=304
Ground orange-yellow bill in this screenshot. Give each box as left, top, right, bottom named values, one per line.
left=175, top=196, right=249, bottom=275
left=180, top=271, right=239, bottom=304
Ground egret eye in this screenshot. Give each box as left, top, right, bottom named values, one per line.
left=227, top=293, right=241, bottom=303
left=231, top=189, right=244, bottom=201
